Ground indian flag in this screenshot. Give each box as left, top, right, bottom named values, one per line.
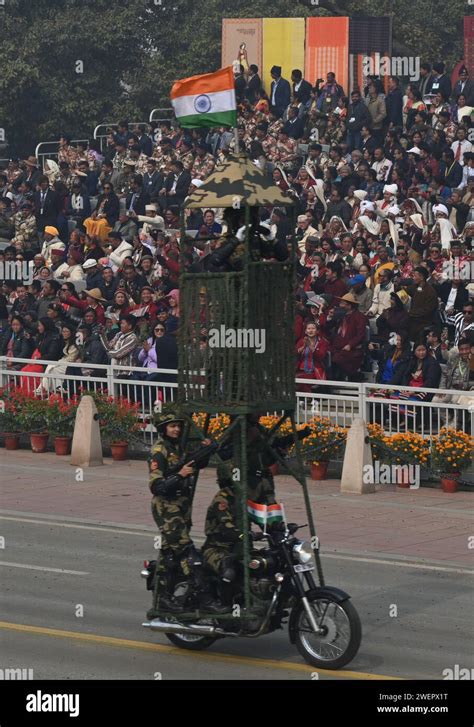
left=170, top=66, right=237, bottom=129
left=247, top=500, right=284, bottom=527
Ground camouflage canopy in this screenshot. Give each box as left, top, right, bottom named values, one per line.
left=184, top=153, right=293, bottom=208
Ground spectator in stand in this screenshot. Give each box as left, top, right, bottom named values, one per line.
left=295, top=321, right=329, bottom=391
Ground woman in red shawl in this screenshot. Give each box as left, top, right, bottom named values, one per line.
left=296, top=321, right=329, bottom=392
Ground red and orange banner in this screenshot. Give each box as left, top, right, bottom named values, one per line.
left=305, top=16, right=350, bottom=94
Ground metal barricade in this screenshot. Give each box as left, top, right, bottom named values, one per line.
left=1, top=356, right=472, bottom=450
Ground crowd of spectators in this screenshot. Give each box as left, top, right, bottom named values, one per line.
left=0, top=59, right=473, bottom=416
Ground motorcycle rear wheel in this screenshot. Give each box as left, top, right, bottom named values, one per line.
left=293, top=596, right=361, bottom=670
left=165, top=632, right=218, bottom=650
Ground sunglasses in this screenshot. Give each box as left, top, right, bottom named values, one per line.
left=155, top=328, right=165, bottom=332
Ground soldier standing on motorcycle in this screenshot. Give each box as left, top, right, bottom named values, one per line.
left=149, top=413, right=223, bottom=612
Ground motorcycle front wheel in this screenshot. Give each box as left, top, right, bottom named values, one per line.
left=293, top=596, right=361, bottom=670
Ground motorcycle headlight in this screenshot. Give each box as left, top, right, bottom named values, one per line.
left=293, top=541, right=313, bottom=564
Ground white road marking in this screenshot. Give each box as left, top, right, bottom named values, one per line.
left=0, top=561, right=89, bottom=575
left=0, top=514, right=472, bottom=575
left=321, top=553, right=474, bottom=575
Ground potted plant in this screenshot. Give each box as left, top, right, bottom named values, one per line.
left=18, top=395, right=49, bottom=453
left=44, top=394, right=79, bottom=455
left=0, top=386, right=25, bottom=449
left=431, top=428, right=473, bottom=493
left=98, top=395, right=141, bottom=460
left=298, top=417, right=347, bottom=480
left=383, top=432, right=430, bottom=488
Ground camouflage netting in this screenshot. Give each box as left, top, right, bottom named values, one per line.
left=184, top=153, right=293, bottom=209
left=178, top=263, right=295, bottom=412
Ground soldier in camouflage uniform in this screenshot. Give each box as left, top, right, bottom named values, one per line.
left=190, top=141, right=216, bottom=180
left=176, top=138, right=195, bottom=172
left=201, top=467, right=240, bottom=588
left=202, top=418, right=310, bottom=589
left=148, top=413, right=224, bottom=612
left=152, top=138, right=177, bottom=175
left=11, top=203, right=40, bottom=257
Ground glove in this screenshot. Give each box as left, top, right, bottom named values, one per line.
left=150, top=474, right=183, bottom=498
left=235, top=225, right=246, bottom=242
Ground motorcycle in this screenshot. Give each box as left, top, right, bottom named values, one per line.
left=142, top=522, right=361, bottom=670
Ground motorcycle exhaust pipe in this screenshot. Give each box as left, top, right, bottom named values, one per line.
left=142, top=619, right=238, bottom=637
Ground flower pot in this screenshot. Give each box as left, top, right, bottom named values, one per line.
left=441, top=475, right=459, bottom=493
left=30, top=432, right=49, bottom=453
left=269, top=462, right=280, bottom=476
left=3, top=433, right=20, bottom=450
left=396, top=469, right=411, bottom=488
left=54, top=436, right=72, bottom=456
left=310, top=462, right=329, bottom=480
left=110, top=441, right=128, bottom=461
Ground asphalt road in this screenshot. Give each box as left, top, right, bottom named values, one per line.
left=0, top=514, right=472, bottom=681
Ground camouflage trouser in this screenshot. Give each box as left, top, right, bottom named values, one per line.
left=151, top=495, right=193, bottom=581
left=202, top=543, right=234, bottom=575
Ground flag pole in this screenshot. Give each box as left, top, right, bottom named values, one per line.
left=233, top=126, right=239, bottom=154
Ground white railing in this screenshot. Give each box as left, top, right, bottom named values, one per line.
left=149, top=108, right=174, bottom=123
left=1, top=357, right=472, bottom=447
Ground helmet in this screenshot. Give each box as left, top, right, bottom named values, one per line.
left=155, top=413, right=185, bottom=432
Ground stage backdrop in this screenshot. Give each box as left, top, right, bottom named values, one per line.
left=305, top=16, right=350, bottom=94
left=221, top=18, right=263, bottom=76
left=262, top=18, right=305, bottom=93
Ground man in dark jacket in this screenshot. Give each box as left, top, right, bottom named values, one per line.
left=346, top=89, right=371, bottom=151
left=439, top=149, right=463, bottom=189
left=234, top=64, right=247, bottom=103
left=270, top=65, right=291, bottom=118
left=385, top=76, right=404, bottom=129
left=246, top=65, right=262, bottom=105
left=452, top=65, right=474, bottom=105
left=158, top=161, right=191, bottom=211
left=77, top=323, right=108, bottom=377
left=143, top=159, right=164, bottom=200
left=324, top=187, right=353, bottom=227
left=37, top=280, right=61, bottom=319
left=407, top=267, right=439, bottom=343
left=291, top=69, right=312, bottom=106
left=282, top=106, right=305, bottom=139
left=10, top=284, right=38, bottom=317
left=431, top=62, right=452, bottom=100
left=34, top=176, right=60, bottom=232
left=125, top=175, right=150, bottom=217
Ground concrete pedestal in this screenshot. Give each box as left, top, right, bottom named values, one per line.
left=70, top=396, right=103, bottom=467
left=340, top=418, right=375, bottom=494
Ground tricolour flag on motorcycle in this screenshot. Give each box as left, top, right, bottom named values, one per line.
left=170, top=66, right=237, bottom=129
left=247, top=500, right=284, bottom=527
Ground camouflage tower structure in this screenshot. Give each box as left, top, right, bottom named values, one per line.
left=176, top=154, right=322, bottom=616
